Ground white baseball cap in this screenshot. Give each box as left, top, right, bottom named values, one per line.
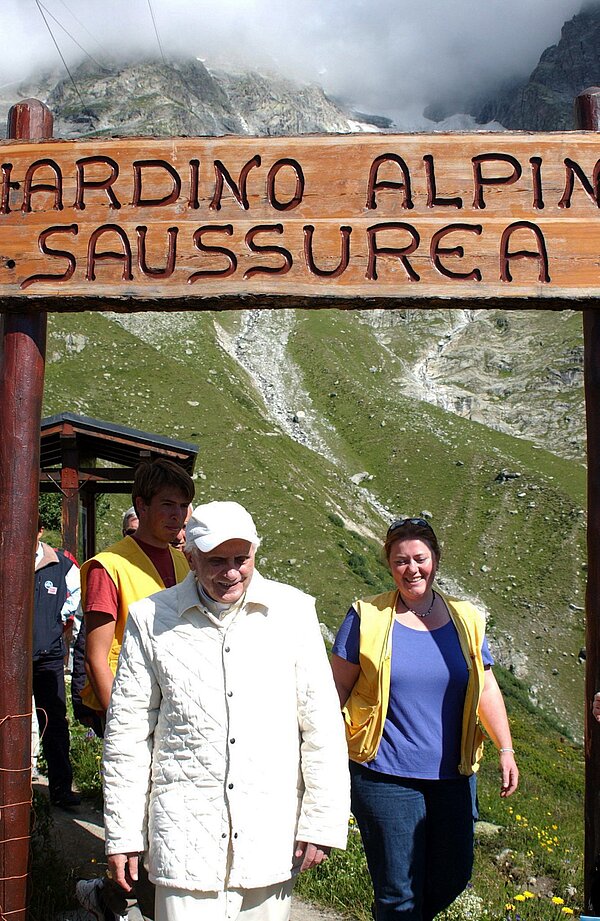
left=186, top=501, right=261, bottom=552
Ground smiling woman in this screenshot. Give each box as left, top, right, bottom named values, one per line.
left=331, top=516, right=518, bottom=921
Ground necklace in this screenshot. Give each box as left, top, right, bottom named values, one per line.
left=399, top=589, right=436, bottom=618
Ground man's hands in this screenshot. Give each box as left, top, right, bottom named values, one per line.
left=107, top=852, right=139, bottom=892
left=294, top=841, right=331, bottom=872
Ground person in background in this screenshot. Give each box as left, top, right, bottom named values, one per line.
left=102, top=500, right=349, bottom=921
left=33, top=516, right=81, bottom=810
left=122, top=506, right=139, bottom=537
left=170, top=504, right=193, bottom=552
left=76, top=460, right=194, bottom=921
left=331, top=517, right=518, bottom=921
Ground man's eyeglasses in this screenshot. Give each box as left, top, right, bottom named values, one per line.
left=386, top=517, right=433, bottom=537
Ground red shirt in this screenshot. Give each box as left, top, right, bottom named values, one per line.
left=84, top=537, right=177, bottom=620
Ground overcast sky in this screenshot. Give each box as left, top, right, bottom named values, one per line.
left=0, top=0, right=594, bottom=126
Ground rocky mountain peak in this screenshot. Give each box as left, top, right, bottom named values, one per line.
left=0, top=56, right=385, bottom=139
left=425, top=4, right=600, bottom=130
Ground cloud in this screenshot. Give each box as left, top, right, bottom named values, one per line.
left=0, top=0, right=593, bottom=125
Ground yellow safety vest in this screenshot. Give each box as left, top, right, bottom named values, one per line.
left=342, top=589, right=486, bottom=774
left=80, top=536, right=190, bottom=710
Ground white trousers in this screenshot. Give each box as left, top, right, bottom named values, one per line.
left=154, top=879, right=294, bottom=921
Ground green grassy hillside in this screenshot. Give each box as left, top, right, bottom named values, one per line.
left=44, top=305, right=587, bottom=742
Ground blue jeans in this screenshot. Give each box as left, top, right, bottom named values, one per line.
left=350, top=762, right=474, bottom=921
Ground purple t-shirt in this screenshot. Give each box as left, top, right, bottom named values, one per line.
left=333, top=606, right=494, bottom=780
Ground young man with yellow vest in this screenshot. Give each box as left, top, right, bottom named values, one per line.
left=80, top=458, right=194, bottom=724
left=76, top=460, right=195, bottom=921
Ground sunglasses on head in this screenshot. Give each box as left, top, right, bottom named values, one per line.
left=386, top=517, right=433, bottom=537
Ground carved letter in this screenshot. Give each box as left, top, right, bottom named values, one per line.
left=530, top=157, right=544, bottom=210
left=266, top=159, right=305, bottom=211
left=558, top=157, right=600, bottom=208
left=472, top=153, right=522, bottom=209
left=244, top=224, right=292, bottom=278
left=21, top=224, right=78, bottom=289
left=430, top=224, right=482, bottom=281
left=304, top=225, right=351, bottom=278
left=499, top=221, right=550, bottom=283
left=189, top=159, right=200, bottom=209
left=75, top=156, right=121, bottom=210
left=189, top=225, right=237, bottom=281
left=136, top=226, right=178, bottom=278
left=87, top=224, right=133, bottom=281
left=22, top=159, right=63, bottom=212
left=423, top=155, right=462, bottom=208
left=1, top=163, right=19, bottom=214
left=210, top=156, right=261, bottom=211
left=366, top=154, right=414, bottom=210
left=366, top=222, right=420, bottom=281
left=132, top=160, right=181, bottom=207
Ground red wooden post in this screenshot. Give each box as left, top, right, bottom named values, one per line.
left=577, top=86, right=600, bottom=913
left=0, top=98, right=52, bottom=920
left=60, top=423, right=80, bottom=559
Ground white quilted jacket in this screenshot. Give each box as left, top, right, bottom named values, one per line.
left=103, top=570, right=349, bottom=890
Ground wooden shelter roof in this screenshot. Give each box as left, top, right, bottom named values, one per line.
left=39, top=411, right=198, bottom=560
left=40, top=411, right=198, bottom=477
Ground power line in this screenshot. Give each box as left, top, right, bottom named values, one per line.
left=147, top=0, right=167, bottom=66
left=34, top=0, right=84, bottom=103
left=54, top=0, right=112, bottom=62
left=38, top=1, right=110, bottom=73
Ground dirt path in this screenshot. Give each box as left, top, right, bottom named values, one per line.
left=37, top=779, right=348, bottom=921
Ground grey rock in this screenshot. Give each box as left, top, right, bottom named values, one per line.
left=495, top=470, right=522, bottom=483
left=350, top=472, right=370, bottom=486
left=475, top=821, right=503, bottom=839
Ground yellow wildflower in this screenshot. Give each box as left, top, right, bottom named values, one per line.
left=522, top=891, right=535, bottom=899
left=514, top=894, right=526, bottom=902
left=561, top=909, right=574, bottom=915
left=551, top=897, right=564, bottom=905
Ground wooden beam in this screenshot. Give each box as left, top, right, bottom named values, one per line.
left=0, top=133, right=600, bottom=309
left=40, top=468, right=136, bottom=483
left=0, top=98, right=53, bottom=921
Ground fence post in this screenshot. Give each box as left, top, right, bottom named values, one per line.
left=0, top=98, right=52, bottom=920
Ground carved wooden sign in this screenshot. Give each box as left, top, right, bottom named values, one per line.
left=1, top=132, right=600, bottom=311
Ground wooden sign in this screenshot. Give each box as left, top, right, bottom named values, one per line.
left=2, top=132, right=600, bottom=311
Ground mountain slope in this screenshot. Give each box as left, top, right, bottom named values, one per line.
left=44, top=305, right=587, bottom=737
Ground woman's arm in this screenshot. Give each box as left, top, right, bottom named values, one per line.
left=331, top=654, right=360, bottom=708
left=478, top=667, right=519, bottom=797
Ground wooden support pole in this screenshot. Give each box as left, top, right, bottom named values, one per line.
left=577, top=86, right=600, bottom=913
left=60, top=426, right=80, bottom=560
left=81, top=486, right=97, bottom=562
left=0, top=98, right=52, bottom=921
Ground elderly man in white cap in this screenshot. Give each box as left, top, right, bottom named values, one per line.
left=102, top=501, right=349, bottom=921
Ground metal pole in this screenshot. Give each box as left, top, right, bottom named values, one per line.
left=0, top=98, right=52, bottom=921
left=576, top=86, right=600, bottom=913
